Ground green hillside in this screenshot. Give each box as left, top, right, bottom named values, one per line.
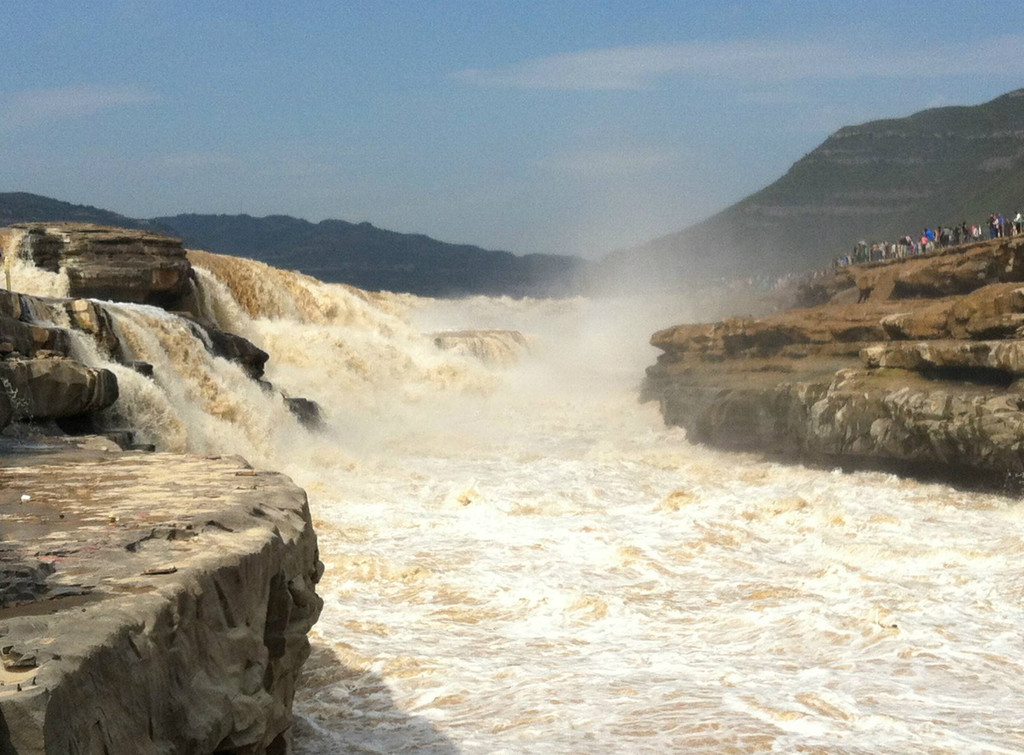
left=609, top=88, right=1024, bottom=286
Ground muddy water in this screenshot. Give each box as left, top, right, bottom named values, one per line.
left=37, top=253, right=1024, bottom=754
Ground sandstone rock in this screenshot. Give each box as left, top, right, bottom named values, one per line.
left=0, top=316, right=70, bottom=358
left=0, top=290, right=23, bottom=320
left=64, top=298, right=123, bottom=359
left=0, top=444, right=323, bottom=754
left=833, top=237, right=1024, bottom=305
left=0, top=357, right=118, bottom=420
left=862, top=339, right=1024, bottom=379
left=11, top=223, right=193, bottom=308
left=430, top=330, right=530, bottom=366
left=645, top=239, right=1024, bottom=485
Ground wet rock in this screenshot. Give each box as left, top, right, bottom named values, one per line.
left=12, top=222, right=193, bottom=308
left=430, top=329, right=530, bottom=366
left=128, top=360, right=154, bottom=377
left=64, top=298, right=123, bottom=360
left=0, top=312, right=71, bottom=358
left=0, top=357, right=118, bottom=420
left=183, top=316, right=269, bottom=379
left=284, top=396, right=322, bottom=429
left=0, top=390, right=11, bottom=431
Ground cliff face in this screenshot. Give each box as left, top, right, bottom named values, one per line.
left=0, top=443, right=323, bottom=754
left=642, top=234, right=1024, bottom=486
left=11, top=223, right=194, bottom=308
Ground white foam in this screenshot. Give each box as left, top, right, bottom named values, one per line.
left=60, top=257, right=1024, bottom=754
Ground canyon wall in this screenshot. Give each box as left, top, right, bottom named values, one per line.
left=642, top=235, right=1024, bottom=486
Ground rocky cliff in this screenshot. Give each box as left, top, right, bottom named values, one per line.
left=0, top=441, right=323, bottom=754
left=0, top=224, right=324, bottom=753
left=642, top=234, right=1024, bottom=487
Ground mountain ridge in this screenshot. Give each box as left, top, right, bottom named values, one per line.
left=0, top=193, right=589, bottom=297
left=607, top=87, right=1024, bottom=287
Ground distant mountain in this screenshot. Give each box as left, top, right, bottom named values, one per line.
left=13, top=89, right=1024, bottom=298
left=152, top=213, right=587, bottom=298
left=0, top=192, right=152, bottom=230
left=605, top=88, right=1024, bottom=287
left=0, top=193, right=589, bottom=297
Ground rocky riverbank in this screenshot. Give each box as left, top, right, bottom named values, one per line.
left=642, top=235, right=1024, bottom=487
left=0, top=438, right=322, bottom=754
left=0, top=224, right=324, bottom=753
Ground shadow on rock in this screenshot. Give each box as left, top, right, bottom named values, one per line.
left=292, top=642, right=461, bottom=755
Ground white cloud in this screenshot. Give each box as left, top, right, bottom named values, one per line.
left=453, top=35, right=1024, bottom=91
left=0, top=84, right=156, bottom=127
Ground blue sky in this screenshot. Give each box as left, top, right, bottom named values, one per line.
left=4, top=1, right=1024, bottom=258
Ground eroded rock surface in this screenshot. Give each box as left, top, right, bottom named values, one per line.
left=11, top=223, right=193, bottom=308
left=0, top=357, right=117, bottom=420
left=0, top=440, right=323, bottom=754
left=643, top=235, right=1024, bottom=485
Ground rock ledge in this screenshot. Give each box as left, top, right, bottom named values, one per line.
left=0, top=439, right=323, bottom=754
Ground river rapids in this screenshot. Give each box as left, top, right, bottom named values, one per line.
left=27, top=253, right=1024, bottom=754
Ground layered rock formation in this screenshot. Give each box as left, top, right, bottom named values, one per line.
left=0, top=290, right=120, bottom=431
left=9, top=223, right=193, bottom=308
left=430, top=330, right=531, bottom=367
left=0, top=224, right=320, bottom=434
left=642, top=235, right=1024, bottom=486
left=0, top=223, right=326, bottom=753
left=0, top=440, right=323, bottom=754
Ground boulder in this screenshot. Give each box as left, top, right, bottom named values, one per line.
left=183, top=316, right=269, bottom=379
left=284, top=396, right=323, bottom=428
left=0, top=357, right=118, bottom=420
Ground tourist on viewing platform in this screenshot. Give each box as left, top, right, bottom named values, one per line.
left=833, top=208, right=1019, bottom=270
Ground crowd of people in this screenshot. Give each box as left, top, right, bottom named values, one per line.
left=834, top=210, right=1024, bottom=268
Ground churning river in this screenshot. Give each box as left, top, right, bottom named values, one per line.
left=19, top=252, right=1024, bottom=754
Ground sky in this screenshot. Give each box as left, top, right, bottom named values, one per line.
left=4, top=1, right=1024, bottom=259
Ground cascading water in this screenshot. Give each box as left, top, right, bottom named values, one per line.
left=22, top=253, right=1024, bottom=753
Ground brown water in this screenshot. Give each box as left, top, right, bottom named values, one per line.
left=39, top=253, right=1024, bottom=754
